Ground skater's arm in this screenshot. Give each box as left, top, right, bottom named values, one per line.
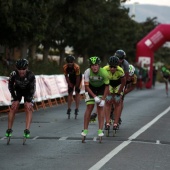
left=85, top=85, right=96, bottom=98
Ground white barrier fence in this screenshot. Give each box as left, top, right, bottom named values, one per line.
left=0, top=75, right=85, bottom=107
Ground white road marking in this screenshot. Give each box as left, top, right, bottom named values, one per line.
left=1, top=137, right=6, bottom=140
left=156, top=140, right=160, bottom=144
left=32, top=136, right=39, bottom=140
left=59, top=137, right=68, bottom=140
left=93, top=137, right=97, bottom=142
left=89, top=106, right=170, bottom=170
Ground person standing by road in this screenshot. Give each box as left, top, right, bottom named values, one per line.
left=5, top=59, right=36, bottom=139
left=81, top=56, right=109, bottom=139
left=63, top=55, right=82, bottom=119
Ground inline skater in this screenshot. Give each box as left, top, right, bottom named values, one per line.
left=115, top=49, right=129, bottom=79
left=161, top=66, right=170, bottom=96
left=124, top=64, right=137, bottom=96
left=120, top=64, right=137, bottom=118
left=63, top=55, right=82, bottom=119
left=103, top=56, right=126, bottom=135
left=5, top=59, right=36, bottom=144
left=114, top=49, right=129, bottom=124
left=81, top=56, right=109, bottom=142
left=90, top=50, right=128, bottom=124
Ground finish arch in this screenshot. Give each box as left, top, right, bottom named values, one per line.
left=136, top=24, right=170, bottom=88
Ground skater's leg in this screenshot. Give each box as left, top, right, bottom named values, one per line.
left=83, top=104, right=94, bottom=129
left=6, top=101, right=19, bottom=137
left=24, top=102, right=34, bottom=138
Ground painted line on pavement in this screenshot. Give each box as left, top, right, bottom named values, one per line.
left=93, top=137, right=97, bottom=142
left=89, top=105, right=170, bottom=170
left=32, top=136, right=39, bottom=140
left=1, top=137, right=6, bottom=140
left=59, top=137, right=68, bottom=140
left=156, top=140, right=160, bottom=144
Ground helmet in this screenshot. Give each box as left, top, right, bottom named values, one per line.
left=66, top=55, right=75, bottom=63
left=89, top=56, right=101, bottom=65
left=129, top=64, right=135, bottom=76
left=16, top=59, right=29, bottom=69
left=115, top=49, right=126, bottom=60
left=161, top=66, right=167, bottom=72
left=108, top=55, right=119, bottom=66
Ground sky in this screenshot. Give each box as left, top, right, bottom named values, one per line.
left=123, top=0, right=170, bottom=7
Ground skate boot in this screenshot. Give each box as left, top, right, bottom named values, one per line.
left=24, top=129, right=30, bottom=138
left=67, top=108, right=71, bottom=119
left=23, top=129, right=30, bottom=145
left=90, top=113, right=97, bottom=123
left=105, top=123, right=110, bottom=137
left=6, top=129, right=13, bottom=145
left=81, top=129, right=88, bottom=143
left=104, top=122, right=110, bottom=130
left=5, top=129, right=13, bottom=137
left=98, top=129, right=104, bottom=143
left=113, top=123, right=119, bottom=134
left=74, top=109, right=79, bottom=119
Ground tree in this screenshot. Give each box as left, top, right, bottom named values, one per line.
left=0, top=0, right=48, bottom=58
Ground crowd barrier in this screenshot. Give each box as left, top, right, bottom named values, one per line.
left=0, top=75, right=85, bottom=113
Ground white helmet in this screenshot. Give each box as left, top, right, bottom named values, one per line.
left=129, top=64, right=135, bottom=76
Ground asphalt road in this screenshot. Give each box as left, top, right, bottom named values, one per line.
left=1, top=82, right=170, bottom=170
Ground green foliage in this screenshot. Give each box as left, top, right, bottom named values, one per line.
left=154, top=46, right=170, bottom=63
left=0, top=59, right=63, bottom=76
left=0, top=0, right=48, bottom=47
left=1, top=0, right=167, bottom=70
left=29, top=60, right=62, bottom=75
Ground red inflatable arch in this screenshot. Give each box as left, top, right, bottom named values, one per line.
left=136, top=24, right=170, bottom=88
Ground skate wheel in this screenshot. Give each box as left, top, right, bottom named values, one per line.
left=82, top=136, right=86, bottom=143
left=106, top=130, right=109, bottom=137
left=23, top=138, right=26, bottom=145
left=113, top=129, right=117, bottom=136
left=99, top=137, right=102, bottom=143
left=7, top=137, right=11, bottom=145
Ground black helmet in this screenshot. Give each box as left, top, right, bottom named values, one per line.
left=16, top=59, right=29, bottom=69
left=108, top=55, right=119, bottom=66
left=66, top=55, right=75, bottom=63
left=89, top=56, right=101, bottom=66
left=115, top=49, right=126, bottom=60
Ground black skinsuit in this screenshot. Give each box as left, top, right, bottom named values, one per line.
left=8, top=70, right=36, bottom=102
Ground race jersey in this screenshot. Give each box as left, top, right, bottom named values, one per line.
left=120, top=59, right=129, bottom=73
left=8, top=70, right=36, bottom=102
left=162, top=69, right=170, bottom=78
left=126, top=74, right=137, bottom=85
left=103, top=65, right=125, bottom=87
left=84, top=68, right=109, bottom=87
left=63, top=63, right=81, bottom=77
left=63, top=63, right=82, bottom=84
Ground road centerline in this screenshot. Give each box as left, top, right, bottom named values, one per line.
left=88, top=105, right=170, bottom=170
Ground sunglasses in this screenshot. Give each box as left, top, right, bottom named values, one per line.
left=109, top=65, right=117, bottom=68
left=17, top=68, right=27, bottom=70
